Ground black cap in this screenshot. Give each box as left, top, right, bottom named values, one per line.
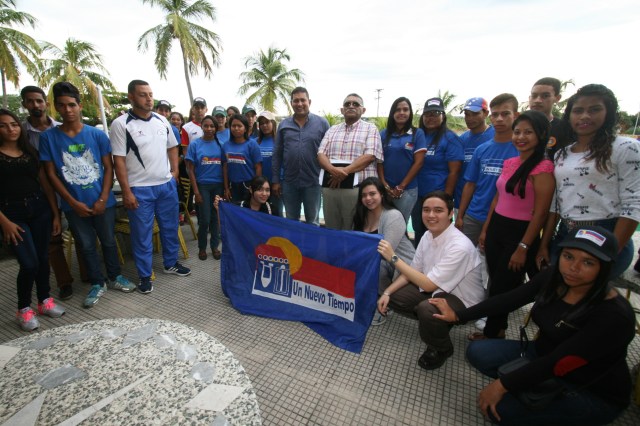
left=558, top=226, right=618, bottom=262
left=157, top=100, right=171, bottom=109
left=423, top=97, right=444, bottom=112
left=193, top=97, right=207, bottom=107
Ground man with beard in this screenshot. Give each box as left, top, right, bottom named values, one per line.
left=20, top=85, right=87, bottom=300
left=110, top=80, right=191, bottom=295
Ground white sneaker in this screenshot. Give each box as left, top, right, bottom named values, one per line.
left=16, top=307, right=39, bottom=331
left=475, top=317, right=487, bottom=331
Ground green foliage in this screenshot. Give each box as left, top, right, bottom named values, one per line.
left=322, top=111, right=343, bottom=127
left=238, top=46, right=304, bottom=115
left=3, top=93, right=26, bottom=118
left=138, top=0, right=222, bottom=105
left=0, top=0, right=40, bottom=108
left=619, top=110, right=640, bottom=135
left=38, top=38, right=115, bottom=118
left=369, top=116, right=387, bottom=131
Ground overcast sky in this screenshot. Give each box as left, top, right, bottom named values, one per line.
left=13, top=0, right=640, bottom=118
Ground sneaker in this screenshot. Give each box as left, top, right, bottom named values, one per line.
left=138, top=277, right=153, bottom=294
left=371, top=311, right=387, bottom=326
left=59, top=285, right=73, bottom=301
left=16, top=307, right=39, bottom=332
left=163, top=262, right=191, bottom=277
left=84, top=284, right=106, bottom=308
left=475, top=317, right=487, bottom=331
left=107, top=275, right=136, bottom=293
left=37, top=298, right=65, bottom=318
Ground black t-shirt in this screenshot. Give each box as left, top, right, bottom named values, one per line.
left=0, top=151, right=40, bottom=200
left=239, top=200, right=281, bottom=217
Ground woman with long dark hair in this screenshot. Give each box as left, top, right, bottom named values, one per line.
left=411, top=97, right=463, bottom=244
left=376, top=97, right=427, bottom=223
left=431, top=226, right=635, bottom=425
left=470, top=111, right=555, bottom=340
left=185, top=115, right=224, bottom=260
left=537, top=84, right=640, bottom=279
left=353, top=177, right=415, bottom=325
left=215, top=175, right=280, bottom=216
left=257, top=111, right=283, bottom=213
left=0, top=109, right=64, bottom=331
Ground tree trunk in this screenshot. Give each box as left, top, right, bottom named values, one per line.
left=179, top=41, right=193, bottom=106
left=1, top=69, right=8, bottom=109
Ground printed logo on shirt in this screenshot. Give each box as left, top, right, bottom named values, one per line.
left=426, top=147, right=436, bottom=156
left=201, top=156, right=221, bottom=165
left=575, top=166, right=589, bottom=176
left=61, top=149, right=100, bottom=186
left=628, top=159, right=640, bottom=170
left=404, top=142, right=414, bottom=151
left=261, top=151, right=273, bottom=158
left=574, top=205, right=590, bottom=214
left=227, top=153, right=247, bottom=164
left=561, top=177, right=574, bottom=187
left=68, top=144, right=86, bottom=153
left=588, top=183, right=603, bottom=196
left=480, top=159, right=504, bottom=176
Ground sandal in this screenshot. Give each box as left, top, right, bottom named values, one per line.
left=212, top=249, right=221, bottom=260
left=198, top=250, right=207, bottom=260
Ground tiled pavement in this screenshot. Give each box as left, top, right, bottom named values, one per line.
left=1, top=228, right=639, bottom=425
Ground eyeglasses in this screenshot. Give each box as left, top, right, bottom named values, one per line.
left=343, top=101, right=361, bottom=108
left=423, top=111, right=443, bottom=117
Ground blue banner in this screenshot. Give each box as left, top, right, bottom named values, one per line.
left=219, top=202, right=381, bottom=353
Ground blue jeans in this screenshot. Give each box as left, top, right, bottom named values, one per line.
left=282, top=182, right=321, bottom=225
left=391, top=187, right=417, bottom=224
left=66, top=206, right=120, bottom=285
left=550, top=219, right=634, bottom=280
left=2, top=194, right=52, bottom=309
left=196, top=182, right=224, bottom=251
left=128, top=179, right=180, bottom=278
left=467, top=340, right=623, bottom=425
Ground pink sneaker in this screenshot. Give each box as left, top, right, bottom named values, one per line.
left=16, top=307, right=39, bottom=331
left=37, top=297, right=65, bottom=318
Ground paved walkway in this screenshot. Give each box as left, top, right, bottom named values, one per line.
left=0, top=229, right=639, bottom=425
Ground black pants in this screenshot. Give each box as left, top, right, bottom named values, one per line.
left=484, top=212, right=539, bottom=337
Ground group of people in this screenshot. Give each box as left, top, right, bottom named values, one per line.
left=1, top=75, right=639, bottom=425
left=1, top=80, right=193, bottom=332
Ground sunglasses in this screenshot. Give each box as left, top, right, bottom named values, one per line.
left=423, top=111, right=443, bottom=117
left=343, top=101, right=361, bottom=108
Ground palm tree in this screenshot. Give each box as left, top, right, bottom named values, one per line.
left=138, top=0, right=222, bottom=105
left=238, top=47, right=304, bottom=115
left=38, top=38, right=116, bottom=117
left=0, top=0, right=40, bottom=108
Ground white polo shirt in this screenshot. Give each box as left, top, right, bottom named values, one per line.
left=110, top=110, right=178, bottom=187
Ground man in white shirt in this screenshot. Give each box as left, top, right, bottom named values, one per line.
left=377, top=191, right=484, bottom=370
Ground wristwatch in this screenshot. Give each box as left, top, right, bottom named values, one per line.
left=390, top=254, right=399, bottom=265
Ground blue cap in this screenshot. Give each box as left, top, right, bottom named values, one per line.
left=463, top=97, right=488, bottom=112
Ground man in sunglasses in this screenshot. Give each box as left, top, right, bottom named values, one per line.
left=318, top=94, right=383, bottom=230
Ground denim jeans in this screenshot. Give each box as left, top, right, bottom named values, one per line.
left=196, top=182, right=224, bottom=251
left=466, top=339, right=623, bottom=425
left=2, top=193, right=52, bottom=309
left=282, top=182, right=321, bottom=225
left=66, top=205, right=120, bottom=285
left=391, top=187, right=417, bottom=224
left=128, top=179, right=179, bottom=278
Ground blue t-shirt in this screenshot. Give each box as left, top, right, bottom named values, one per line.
left=454, top=126, right=496, bottom=208
left=222, top=139, right=262, bottom=183
left=216, top=128, right=230, bottom=145
left=171, top=125, right=181, bottom=145
left=39, top=125, right=116, bottom=212
left=417, top=129, right=464, bottom=197
left=463, top=139, right=518, bottom=221
left=380, top=128, right=427, bottom=190
left=258, top=135, right=275, bottom=182
left=185, top=137, right=224, bottom=184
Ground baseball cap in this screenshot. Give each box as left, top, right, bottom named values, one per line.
left=242, top=104, right=257, bottom=114
left=423, top=97, right=444, bottom=112
left=258, top=111, right=276, bottom=121
left=557, top=226, right=618, bottom=262
left=193, top=97, right=207, bottom=107
left=463, top=97, right=488, bottom=112
left=212, top=106, right=227, bottom=117
left=157, top=100, right=172, bottom=109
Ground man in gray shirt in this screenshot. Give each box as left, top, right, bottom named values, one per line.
left=272, top=87, right=329, bottom=225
